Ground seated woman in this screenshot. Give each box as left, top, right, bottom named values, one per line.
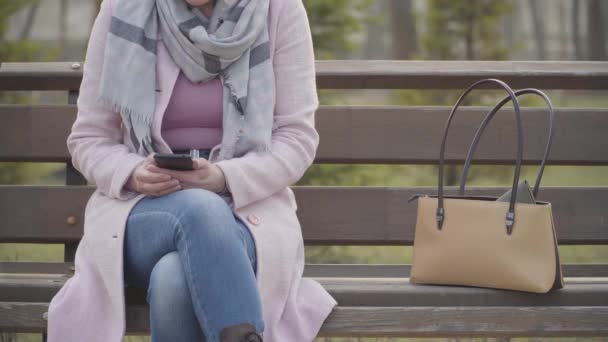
left=47, top=0, right=338, bottom=341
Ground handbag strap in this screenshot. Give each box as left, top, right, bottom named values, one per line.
left=459, top=89, right=556, bottom=198
left=437, top=78, right=524, bottom=235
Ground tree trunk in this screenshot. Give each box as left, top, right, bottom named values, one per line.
left=389, top=0, right=418, bottom=59
left=604, top=0, right=608, bottom=48
left=528, top=0, right=546, bottom=60
left=587, top=0, right=607, bottom=60
left=503, top=7, right=515, bottom=51
left=364, top=1, right=386, bottom=59
left=572, top=0, right=584, bottom=60
left=59, top=0, right=68, bottom=59
left=19, top=3, right=40, bottom=40
left=464, top=17, right=475, bottom=60
left=559, top=0, right=567, bottom=60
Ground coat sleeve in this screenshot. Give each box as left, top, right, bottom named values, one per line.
left=66, top=0, right=148, bottom=201
left=213, top=0, right=320, bottom=210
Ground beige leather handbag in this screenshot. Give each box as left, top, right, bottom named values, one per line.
left=409, top=79, right=564, bottom=293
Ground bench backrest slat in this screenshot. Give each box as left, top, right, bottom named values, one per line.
left=2, top=61, right=607, bottom=90
left=0, top=186, right=606, bottom=245
left=2, top=105, right=607, bottom=165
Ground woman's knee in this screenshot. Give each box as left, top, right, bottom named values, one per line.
left=172, top=188, right=237, bottom=239
left=177, top=188, right=232, bottom=217
left=147, top=252, right=191, bottom=307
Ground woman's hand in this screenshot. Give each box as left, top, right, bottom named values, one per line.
left=125, top=154, right=182, bottom=197
left=146, top=155, right=227, bottom=193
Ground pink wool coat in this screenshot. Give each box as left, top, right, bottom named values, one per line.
left=46, top=0, right=338, bottom=341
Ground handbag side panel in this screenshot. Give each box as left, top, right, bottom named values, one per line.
left=410, top=196, right=558, bottom=293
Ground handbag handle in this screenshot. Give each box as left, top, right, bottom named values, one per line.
left=437, top=79, right=523, bottom=235
left=459, top=89, right=555, bottom=197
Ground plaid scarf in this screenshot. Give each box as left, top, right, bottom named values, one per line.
left=97, top=0, right=273, bottom=160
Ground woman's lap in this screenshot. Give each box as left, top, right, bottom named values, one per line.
left=123, top=188, right=258, bottom=288
left=122, top=188, right=264, bottom=341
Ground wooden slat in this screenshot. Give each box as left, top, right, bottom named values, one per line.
left=303, top=263, right=608, bottom=278
left=296, top=187, right=608, bottom=245
left=316, top=60, right=608, bottom=90
left=2, top=61, right=608, bottom=90
left=1, top=303, right=606, bottom=337
left=0, top=62, right=83, bottom=91
left=1, top=274, right=607, bottom=306
left=0, top=186, right=89, bottom=243
left=318, top=277, right=608, bottom=308
left=318, top=306, right=608, bottom=337
left=316, top=106, right=608, bottom=165
left=0, top=262, right=74, bottom=275
left=3, top=262, right=606, bottom=278
left=1, top=186, right=607, bottom=244
left=2, top=105, right=608, bottom=165
left=0, top=105, right=75, bottom=162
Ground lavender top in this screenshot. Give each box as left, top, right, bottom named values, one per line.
left=161, top=70, right=223, bottom=151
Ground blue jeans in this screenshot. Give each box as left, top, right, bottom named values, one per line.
left=122, top=188, right=264, bottom=342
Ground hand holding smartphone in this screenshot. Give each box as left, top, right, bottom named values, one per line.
left=153, top=153, right=195, bottom=171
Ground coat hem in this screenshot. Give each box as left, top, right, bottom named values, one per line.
left=310, top=300, right=338, bottom=340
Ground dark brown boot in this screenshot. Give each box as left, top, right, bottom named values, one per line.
left=219, top=322, right=263, bottom=342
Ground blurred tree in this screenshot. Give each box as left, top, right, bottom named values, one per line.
left=528, top=0, right=546, bottom=60
left=304, top=0, right=374, bottom=59
left=363, top=1, right=387, bottom=59
left=389, top=0, right=417, bottom=59
left=60, top=0, right=68, bottom=59
left=572, top=0, right=584, bottom=60
left=18, top=2, right=39, bottom=39
left=502, top=2, right=515, bottom=51
left=420, top=0, right=513, bottom=60
left=587, top=0, right=607, bottom=60
left=0, top=0, right=45, bottom=62
left=559, top=0, right=567, bottom=60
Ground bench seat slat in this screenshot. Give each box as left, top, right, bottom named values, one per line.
left=304, top=263, right=608, bottom=278
left=1, top=186, right=606, bottom=245
left=3, top=262, right=608, bottom=277
left=2, top=273, right=607, bottom=307
left=320, top=306, right=608, bottom=337
left=1, top=303, right=607, bottom=337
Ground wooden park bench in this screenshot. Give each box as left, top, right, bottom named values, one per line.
left=1, top=60, right=607, bottom=340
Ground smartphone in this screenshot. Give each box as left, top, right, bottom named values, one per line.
left=153, top=153, right=194, bottom=171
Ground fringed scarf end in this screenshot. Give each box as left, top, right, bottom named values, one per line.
left=96, top=95, right=155, bottom=126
